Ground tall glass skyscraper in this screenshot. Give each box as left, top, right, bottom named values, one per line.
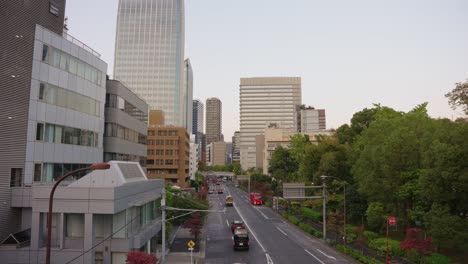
left=114, top=0, right=185, bottom=126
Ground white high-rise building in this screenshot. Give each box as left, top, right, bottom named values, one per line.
left=239, top=77, right=301, bottom=170
left=113, top=0, right=185, bottom=126
left=184, top=59, right=193, bottom=134
left=189, top=135, right=199, bottom=179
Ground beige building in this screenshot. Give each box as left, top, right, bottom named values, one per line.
left=206, top=97, right=222, bottom=145
left=206, top=141, right=226, bottom=166
left=300, top=106, right=326, bottom=132
left=147, top=111, right=190, bottom=187
left=261, top=126, right=333, bottom=175
left=240, top=77, right=302, bottom=170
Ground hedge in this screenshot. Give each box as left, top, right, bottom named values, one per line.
left=368, top=237, right=406, bottom=257
left=301, top=207, right=322, bottom=221
left=336, top=244, right=384, bottom=264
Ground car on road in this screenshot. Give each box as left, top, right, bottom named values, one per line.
left=225, top=195, right=234, bottom=206
left=234, top=183, right=239, bottom=188
left=232, top=229, right=249, bottom=250
left=231, top=220, right=246, bottom=233
left=208, top=189, right=214, bottom=194
left=217, top=188, right=224, bottom=194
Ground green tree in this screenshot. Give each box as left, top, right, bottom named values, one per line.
left=366, top=202, right=385, bottom=231
left=445, top=79, right=468, bottom=115
left=233, top=162, right=242, bottom=176
left=269, top=146, right=298, bottom=182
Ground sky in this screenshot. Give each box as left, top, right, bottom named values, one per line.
left=65, top=0, right=468, bottom=140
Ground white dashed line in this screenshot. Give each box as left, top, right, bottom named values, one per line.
left=304, top=249, right=325, bottom=264
left=316, top=248, right=336, bottom=260
left=226, top=219, right=229, bottom=228
left=275, top=226, right=287, bottom=236
left=265, top=253, right=274, bottom=264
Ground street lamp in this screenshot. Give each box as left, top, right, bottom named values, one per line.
left=321, top=175, right=347, bottom=244
left=46, top=162, right=110, bottom=264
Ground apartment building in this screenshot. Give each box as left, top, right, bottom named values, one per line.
left=104, top=79, right=148, bottom=167
left=299, top=106, right=326, bottom=132
left=206, top=141, right=226, bottom=166
left=147, top=111, right=189, bottom=187
left=205, top=97, right=222, bottom=145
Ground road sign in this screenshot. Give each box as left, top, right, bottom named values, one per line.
left=187, top=240, right=195, bottom=248
left=283, top=183, right=305, bottom=199
left=388, top=216, right=396, bottom=226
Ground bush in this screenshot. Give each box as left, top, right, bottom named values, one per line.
left=364, top=230, right=379, bottom=241
left=368, top=238, right=406, bottom=257
left=264, top=201, right=271, bottom=208
left=345, top=225, right=358, bottom=243
left=336, top=244, right=384, bottom=264
left=299, top=222, right=313, bottom=233
left=301, top=207, right=322, bottom=221
left=424, top=253, right=452, bottom=264
left=287, top=215, right=300, bottom=225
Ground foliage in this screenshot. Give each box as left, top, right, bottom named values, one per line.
left=205, top=164, right=233, bottom=172
left=336, top=244, right=384, bottom=264
left=198, top=160, right=206, bottom=172
left=299, top=222, right=313, bottom=233
left=195, top=172, right=204, bottom=182
left=424, top=253, right=452, bottom=264
left=182, top=212, right=203, bottom=240
left=233, top=162, right=242, bottom=176
left=363, top=230, right=379, bottom=242
left=344, top=224, right=358, bottom=244
left=366, top=202, right=384, bottom=231
left=269, top=146, right=298, bottom=182
left=301, top=207, right=322, bottom=221
left=287, top=215, right=300, bottom=225
left=445, top=79, right=468, bottom=115
left=400, top=228, right=433, bottom=260
left=126, top=251, right=157, bottom=264
left=368, top=237, right=406, bottom=257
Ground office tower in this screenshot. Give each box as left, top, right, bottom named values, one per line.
left=189, top=135, right=199, bottom=179
left=206, top=97, right=222, bottom=145
left=113, top=0, right=185, bottom=126
left=239, top=77, right=301, bottom=170
left=225, top=142, right=233, bottom=164
left=0, top=0, right=106, bottom=241
left=183, top=59, right=193, bottom=134
left=300, top=106, right=326, bottom=132
left=232, top=131, right=241, bottom=163
left=192, top=99, right=204, bottom=143
left=147, top=111, right=190, bottom=187
left=104, top=79, right=149, bottom=167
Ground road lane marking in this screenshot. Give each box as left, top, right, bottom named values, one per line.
left=304, top=249, right=325, bottom=264
left=265, top=253, right=274, bottom=264
left=226, top=219, right=230, bottom=228
left=233, top=203, right=267, bottom=252
left=254, top=207, right=269, bottom=219
left=316, top=248, right=336, bottom=260
left=275, top=227, right=287, bottom=236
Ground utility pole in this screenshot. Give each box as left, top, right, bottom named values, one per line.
left=322, top=182, right=326, bottom=241
left=161, top=188, right=166, bottom=264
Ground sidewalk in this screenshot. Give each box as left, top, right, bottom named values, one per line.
left=166, top=226, right=206, bottom=264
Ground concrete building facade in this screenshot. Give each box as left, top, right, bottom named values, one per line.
left=104, top=80, right=148, bottom=167
left=189, top=135, right=199, bottom=180
left=300, top=106, right=326, bottom=133
left=0, top=0, right=67, bottom=241
left=147, top=111, right=189, bottom=187
left=183, top=59, right=193, bottom=134
left=239, top=77, right=301, bottom=170
left=205, top=97, right=222, bottom=145
left=0, top=161, right=163, bottom=264
left=113, top=0, right=185, bottom=126
left=206, top=142, right=226, bottom=166
left=232, top=131, right=241, bottom=163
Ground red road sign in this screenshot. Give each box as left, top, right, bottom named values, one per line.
left=388, top=216, right=396, bottom=226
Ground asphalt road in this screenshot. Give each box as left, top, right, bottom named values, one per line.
left=204, top=182, right=355, bottom=264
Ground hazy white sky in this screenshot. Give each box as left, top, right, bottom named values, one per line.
left=66, top=0, right=468, bottom=140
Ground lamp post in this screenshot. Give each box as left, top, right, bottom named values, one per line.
left=46, top=162, right=110, bottom=264
left=321, top=175, right=347, bottom=244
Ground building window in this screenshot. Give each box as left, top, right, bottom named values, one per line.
left=10, top=168, right=22, bottom=187
left=66, top=214, right=84, bottom=238
left=34, top=164, right=42, bottom=182
left=36, top=123, right=44, bottom=141
left=42, top=45, right=49, bottom=61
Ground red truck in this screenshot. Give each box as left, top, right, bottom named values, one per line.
left=249, top=193, right=263, bottom=205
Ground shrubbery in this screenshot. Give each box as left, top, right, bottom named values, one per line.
left=287, top=215, right=300, bottom=225
left=301, top=207, right=322, bottom=221
left=336, top=244, right=383, bottom=264
left=363, top=230, right=379, bottom=241
left=368, top=238, right=406, bottom=257
left=424, top=253, right=452, bottom=264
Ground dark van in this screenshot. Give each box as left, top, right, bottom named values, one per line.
left=232, top=229, right=249, bottom=250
